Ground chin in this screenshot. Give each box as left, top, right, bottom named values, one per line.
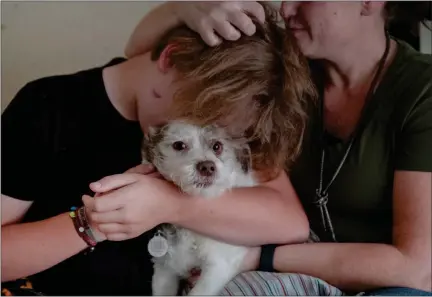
left=190, top=178, right=231, bottom=199
left=298, top=44, right=319, bottom=59
left=293, top=37, right=316, bottom=58
left=173, top=176, right=230, bottom=199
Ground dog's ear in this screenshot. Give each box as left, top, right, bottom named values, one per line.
left=146, top=124, right=167, bottom=141
left=144, top=125, right=165, bottom=163
left=235, top=143, right=252, bottom=174
left=141, top=141, right=150, bottom=163
left=147, top=126, right=160, bottom=138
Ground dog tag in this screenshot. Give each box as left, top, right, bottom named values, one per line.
left=148, top=231, right=168, bottom=258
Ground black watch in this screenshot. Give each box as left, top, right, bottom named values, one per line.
left=258, top=244, right=278, bottom=272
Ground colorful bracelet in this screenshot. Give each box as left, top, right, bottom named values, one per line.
left=77, top=206, right=98, bottom=243
left=69, top=206, right=97, bottom=251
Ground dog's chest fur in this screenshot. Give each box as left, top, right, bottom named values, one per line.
left=152, top=225, right=248, bottom=278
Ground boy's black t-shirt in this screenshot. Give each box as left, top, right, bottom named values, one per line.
left=1, top=58, right=155, bottom=295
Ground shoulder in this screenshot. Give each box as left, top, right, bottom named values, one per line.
left=5, top=71, right=89, bottom=114
left=385, top=40, right=432, bottom=127
left=2, top=57, right=127, bottom=145
left=4, top=57, right=127, bottom=118
left=390, top=40, right=432, bottom=97
left=388, top=42, right=432, bottom=171
left=9, top=57, right=127, bottom=98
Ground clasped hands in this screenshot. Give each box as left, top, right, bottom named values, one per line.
left=82, top=164, right=184, bottom=242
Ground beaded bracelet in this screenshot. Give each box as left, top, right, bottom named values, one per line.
left=77, top=206, right=98, bottom=243
left=69, top=206, right=97, bottom=251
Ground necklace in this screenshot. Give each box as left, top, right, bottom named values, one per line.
left=314, top=32, right=391, bottom=242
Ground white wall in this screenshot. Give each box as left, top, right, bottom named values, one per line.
left=1, top=1, right=161, bottom=110
left=420, top=21, right=432, bottom=55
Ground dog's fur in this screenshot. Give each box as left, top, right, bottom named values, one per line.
left=142, top=121, right=257, bottom=296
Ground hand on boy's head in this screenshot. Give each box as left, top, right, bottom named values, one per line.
left=171, top=1, right=266, bottom=46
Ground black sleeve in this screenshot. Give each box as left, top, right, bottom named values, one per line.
left=1, top=81, right=54, bottom=201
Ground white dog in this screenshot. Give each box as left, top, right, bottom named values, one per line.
left=142, top=121, right=257, bottom=296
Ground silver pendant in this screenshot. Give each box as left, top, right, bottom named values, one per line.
left=314, top=190, right=329, bottom=231
left=314, top=190, right=337, bottom=242
left=148, top=230, right=168, bottom=258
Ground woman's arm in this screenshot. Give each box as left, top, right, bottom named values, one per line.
left=172, top=170, right=309, bottom=246
left=125, top=2, right=266, bottom=58
left=247, top=171, right=432, bottom=292
left=87, top=169, right=310, bottom=246
left=1, top=194, right=94, bottom=282
left=125, top=3, right=180, bottom=58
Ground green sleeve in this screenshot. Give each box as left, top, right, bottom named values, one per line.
left=395, top=90, right=432, bottom=172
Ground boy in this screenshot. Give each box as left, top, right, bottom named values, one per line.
left=1, top=4, right=313, bottom=295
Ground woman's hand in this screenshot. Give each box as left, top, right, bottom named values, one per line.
left=126, top=1, right=267, bottom=57
left=82, top=165, right=185, bottom=241
left=171, top=1, right=266, bottom=46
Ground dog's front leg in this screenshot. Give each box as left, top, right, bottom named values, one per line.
left=187, top=263, right=239, bottom=296
left=152, top=263, right=180, bottom=296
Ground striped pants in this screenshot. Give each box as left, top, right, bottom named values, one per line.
left=219, top=272, right=344, bottom=296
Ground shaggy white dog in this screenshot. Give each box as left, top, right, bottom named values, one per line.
left=142, top=121, right=257, bottom=296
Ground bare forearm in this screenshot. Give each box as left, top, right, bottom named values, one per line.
left=274, top=243, right=431, bottom=292
left=172, top=187, right=309, bottom=246
left=125, top=3, right=180, bottom=58
left=1, top=212, right=88, bottom=282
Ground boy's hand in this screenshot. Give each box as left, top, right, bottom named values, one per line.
left=83, top=168, right=184, bottom=241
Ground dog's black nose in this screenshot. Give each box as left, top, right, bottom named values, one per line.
left=196, top=161, right=216, bottom=177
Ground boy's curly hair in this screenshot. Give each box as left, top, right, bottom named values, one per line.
left=151, top=3, right=316, bottom=181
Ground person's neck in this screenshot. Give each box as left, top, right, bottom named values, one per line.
left=103, top=54, right=157, bottom=128
left=322, top=30, right=391, bottom=91
left=102, top=58, right=139, bottom=122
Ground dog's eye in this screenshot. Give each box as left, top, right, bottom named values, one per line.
left=212, top=141, right=223, bottom=155
left=172, top=141, right=187, bottom=151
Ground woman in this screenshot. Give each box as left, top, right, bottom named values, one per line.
left=124, top=1, right=432, bottom=296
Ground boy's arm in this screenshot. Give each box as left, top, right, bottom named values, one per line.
left=1, top=82, right=102, bottom=282
left=1, top=195, right=90, bottom=282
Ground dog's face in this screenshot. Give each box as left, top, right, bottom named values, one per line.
left=144, top=121, right=253, bottom=196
